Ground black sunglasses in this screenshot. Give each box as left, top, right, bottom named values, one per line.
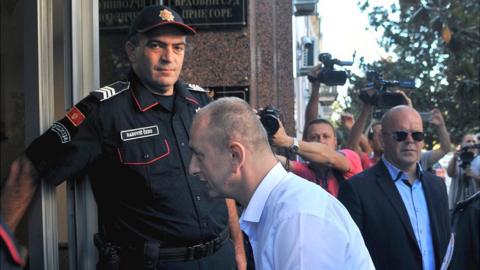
left=385, top=131, right=425, bottom=142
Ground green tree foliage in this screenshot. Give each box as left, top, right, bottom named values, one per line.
left=347, top=0, right=479, bottom=145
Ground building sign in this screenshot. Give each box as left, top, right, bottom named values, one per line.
left=165, top=0, right=247, bottom=30
left=209, top=86, right=249, bottom=102
left=99, top=0, right=162, bottom=31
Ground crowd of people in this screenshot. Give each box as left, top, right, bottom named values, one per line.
left=1, top=4, right=479, bottom=270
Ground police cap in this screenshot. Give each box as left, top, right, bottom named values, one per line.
left=128, top=5, right=196, bottom=37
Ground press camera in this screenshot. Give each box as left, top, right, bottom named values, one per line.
left=309, top=53, right=353, bottom=86
left=458, top=143, right=480, bottom=169
left=258, top=105, right=281, bottom=137
left=363, top=71, right=416, bottom=119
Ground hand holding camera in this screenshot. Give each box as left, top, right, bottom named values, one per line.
left=307, top=53, right=353, bottom=86
left=457, top=143, right=480, bottom=169
left=269, top=119, right=291, bottom=148
left=359, top=88, right=378, bottom=106
left=429, top=109, right=445, bottom=126
left=362, top=71, right=416, bottom=119
left=258, top=105, right=297, bottom=148
left=307, top=64, right=324, bottom=84
left=258, top=105, right=281, bottom=137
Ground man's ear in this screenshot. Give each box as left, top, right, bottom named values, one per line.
left=125, top=41, right=136, bottom=63
left=229, top=141, right=245, bottom=174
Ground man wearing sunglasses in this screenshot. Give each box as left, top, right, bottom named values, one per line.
left=338, top=105, right=450, bottom=270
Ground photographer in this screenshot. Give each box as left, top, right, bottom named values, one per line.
left=304, top=54, right=352, bottom=130
left=447, top=134, right=480, bottom=209
left=270, top=118, right=363, bottom=197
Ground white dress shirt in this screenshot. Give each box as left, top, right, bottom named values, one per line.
left=240, top=163, right=375, bottom=270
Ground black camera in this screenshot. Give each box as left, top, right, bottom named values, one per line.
left=258, top=105, right=281, bottom=137
left=312, top=53, right=353, bottom=86
left=364, top=71, right=416, bottom=119
left=458, top=143, right=480, bottom=169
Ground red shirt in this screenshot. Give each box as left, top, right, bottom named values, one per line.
left=359, top=152, right=375, bottom=170
left=290, top=149, right=363, bottom=197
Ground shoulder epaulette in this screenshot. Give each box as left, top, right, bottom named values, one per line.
left=91, top=81, right=130, bottom=101
left=187, top=83, right=208, bottom=93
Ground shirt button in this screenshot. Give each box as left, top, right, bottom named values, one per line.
left=181, top=142, right=185, bottom=147
left=144, top=154, right=150, bottom=159
left=196, top=195, right=201, bottom=201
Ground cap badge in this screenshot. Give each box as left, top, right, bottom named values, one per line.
left=159, top=9, right=175, bottom=22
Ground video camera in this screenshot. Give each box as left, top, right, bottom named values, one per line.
left=458, top=143, right=480, bottom=169
left=310, top=53, right=353, bottom=86
left=362, top=71, right=416, bottom=119
left=258, top=105, right=281, bottom=137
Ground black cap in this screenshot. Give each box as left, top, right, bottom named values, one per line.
left=128, top=5, right=196, bottom=37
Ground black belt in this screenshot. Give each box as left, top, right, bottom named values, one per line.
left=147, top=228, right=230, bottom=262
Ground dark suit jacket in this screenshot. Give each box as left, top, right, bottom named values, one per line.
left=338, top=160, right=451, bottom=270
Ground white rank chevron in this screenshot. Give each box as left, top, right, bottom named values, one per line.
left=188, top=83, right=207, bottom=92
left=91, top=81, right=130, bottom=101
left=93, top=86, right=116, bottom=100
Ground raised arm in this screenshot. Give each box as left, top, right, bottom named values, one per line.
left=304, top=65, right=323, bottom=129
left=446, top=151, right=458, bottom=178
left=423, top=109, right=451, bottom=168
left=346, top=103, right=373, bottom=154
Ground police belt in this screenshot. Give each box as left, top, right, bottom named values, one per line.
left=147, top=228, right=230, bottom=262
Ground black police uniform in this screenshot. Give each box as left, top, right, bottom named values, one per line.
left=24, top=73, right=235, bottom=269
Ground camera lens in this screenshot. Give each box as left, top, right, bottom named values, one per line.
left=260, top=115, right=280, bottom=136
left=259, top=105, right=281, bottom=136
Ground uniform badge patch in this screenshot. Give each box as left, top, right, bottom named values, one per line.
left=120, top=125, right=159, bottom=141
left=66, top=106, right=86, bottom=127
left=187, top=83, right=207, bottom=92
left=51, top=122, right=71, bottom=144
left=159, top=9, right=175, bottom=21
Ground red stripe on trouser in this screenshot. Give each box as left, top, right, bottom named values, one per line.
left=0, top=226, right=25, bottom=266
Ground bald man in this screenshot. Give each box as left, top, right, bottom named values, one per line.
left=338, top=105, right=450, bottom=270
left=189, top=97, right=374, bottom=270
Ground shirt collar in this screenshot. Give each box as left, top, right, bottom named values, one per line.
left=240, top=163, right=287, bottom=225
left=129, top=72, right=201, bottom=112
left=381, top=155, right=424, bottom=183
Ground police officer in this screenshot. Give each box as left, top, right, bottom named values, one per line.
left=0, top=5, right=245, bottom=270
